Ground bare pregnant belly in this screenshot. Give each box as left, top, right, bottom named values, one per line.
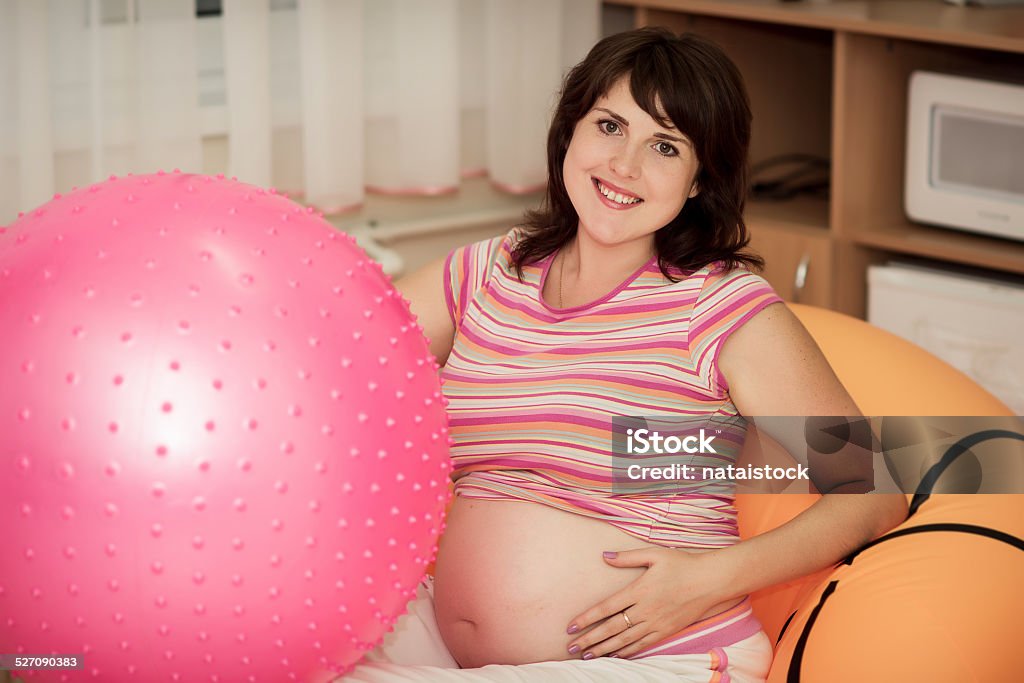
left=432, top=496, right=740, bottom=668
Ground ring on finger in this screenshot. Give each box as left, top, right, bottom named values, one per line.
left=621, top=611, right=633, bottom=629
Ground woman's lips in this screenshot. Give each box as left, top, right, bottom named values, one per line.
left=592, top=178, right=643, bottom=210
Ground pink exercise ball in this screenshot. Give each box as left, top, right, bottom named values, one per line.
left=0, top=172, right=451, bottom=681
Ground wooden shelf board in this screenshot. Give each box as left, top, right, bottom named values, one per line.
left=745, top=196, right=830, bottom=233
left=623, top=0, right=1024, bottom=53
left=853, top=223, right=1024, bottom=275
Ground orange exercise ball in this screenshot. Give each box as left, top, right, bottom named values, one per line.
left=735, top=304, right=1022, bottom=682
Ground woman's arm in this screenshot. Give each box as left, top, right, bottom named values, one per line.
left=713, top=302, right=908, bottom=598
left=564, top=303, right=907, bottom=659
left=394, top=256, right=457, bottom=367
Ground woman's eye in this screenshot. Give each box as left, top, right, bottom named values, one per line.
left=598, top=120, right=620, bottom=135
left=655, top=141, right=678, bottom=157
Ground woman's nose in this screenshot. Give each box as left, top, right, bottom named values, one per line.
left=609, top=144, right=641, bottom=180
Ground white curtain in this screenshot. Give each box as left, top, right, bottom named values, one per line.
left=0, top=0, right=600, bottom=222
left=0, top=0, right=202, bottom=219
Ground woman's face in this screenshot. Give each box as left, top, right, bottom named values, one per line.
left=563, top=76, right=699, bottom=253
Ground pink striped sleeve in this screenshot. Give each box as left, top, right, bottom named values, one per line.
left=691, top=266, right=784, bottom=393
left=443, top=233, right=508, bottom=328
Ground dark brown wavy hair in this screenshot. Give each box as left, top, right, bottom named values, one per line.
left=511, top=27, right=763, bottom=280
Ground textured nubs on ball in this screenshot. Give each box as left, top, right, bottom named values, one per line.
left=0, top=172, right=451, bottom=681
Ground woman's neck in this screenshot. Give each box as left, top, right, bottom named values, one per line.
left=556, top=233, right=654, bottom=308
left=565, top=232, right=654, bottom=279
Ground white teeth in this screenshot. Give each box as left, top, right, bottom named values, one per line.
left=596, top=181, right=640, bottom=205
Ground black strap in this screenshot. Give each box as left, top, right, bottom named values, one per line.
left=786, top=581, right=838, bottom=683
left=777, top=610, right=798, bottom=647
left=844, top=522, right=1024, bottom=565
left=910, top=429, right=1024, bottom=516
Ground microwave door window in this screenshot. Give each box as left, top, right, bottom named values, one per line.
left=931, top=105, right=1024, bottom=200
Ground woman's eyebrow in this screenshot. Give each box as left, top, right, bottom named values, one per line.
left=593, top=107, right=691, bottom=147
left=594, top=107, right=629, bottom=127
left=654, top=131, right=691, bottom=147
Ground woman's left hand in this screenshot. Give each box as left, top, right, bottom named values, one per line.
left=565, top=547, right=734, bottom=659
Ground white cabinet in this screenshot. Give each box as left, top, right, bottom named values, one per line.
left=868, top=262, right=1024, bottom=412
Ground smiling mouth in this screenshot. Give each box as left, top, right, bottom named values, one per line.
left=592, top=178, right=643, bottom=205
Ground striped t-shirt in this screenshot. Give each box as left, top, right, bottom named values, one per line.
left=440, top=230, right=782, bottom=549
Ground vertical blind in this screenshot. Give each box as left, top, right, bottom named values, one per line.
left=0, top=0, right=600, bottom=222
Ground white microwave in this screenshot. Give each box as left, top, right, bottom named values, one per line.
left=905, top=71, right=1024, bottom=241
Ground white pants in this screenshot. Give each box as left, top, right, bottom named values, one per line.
left=337, top=579, right=772, bottom=683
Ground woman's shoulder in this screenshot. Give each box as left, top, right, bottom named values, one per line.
left=699, top=262, right=777, bottom=298
left=444, top=227, right=523, bottom=291
left=654, top=259, right=773, bottom=292
left=449, top=227, right=518, bottom=264
left=690, top=262, right=783, bottom=328
left=472, top=226, right=524, bottom=254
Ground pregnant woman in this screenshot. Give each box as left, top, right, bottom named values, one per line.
left=342, top=27, right=906, bottom=683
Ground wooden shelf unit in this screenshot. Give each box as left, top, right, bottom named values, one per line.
left=609, top=0, right=1024, bottom=317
